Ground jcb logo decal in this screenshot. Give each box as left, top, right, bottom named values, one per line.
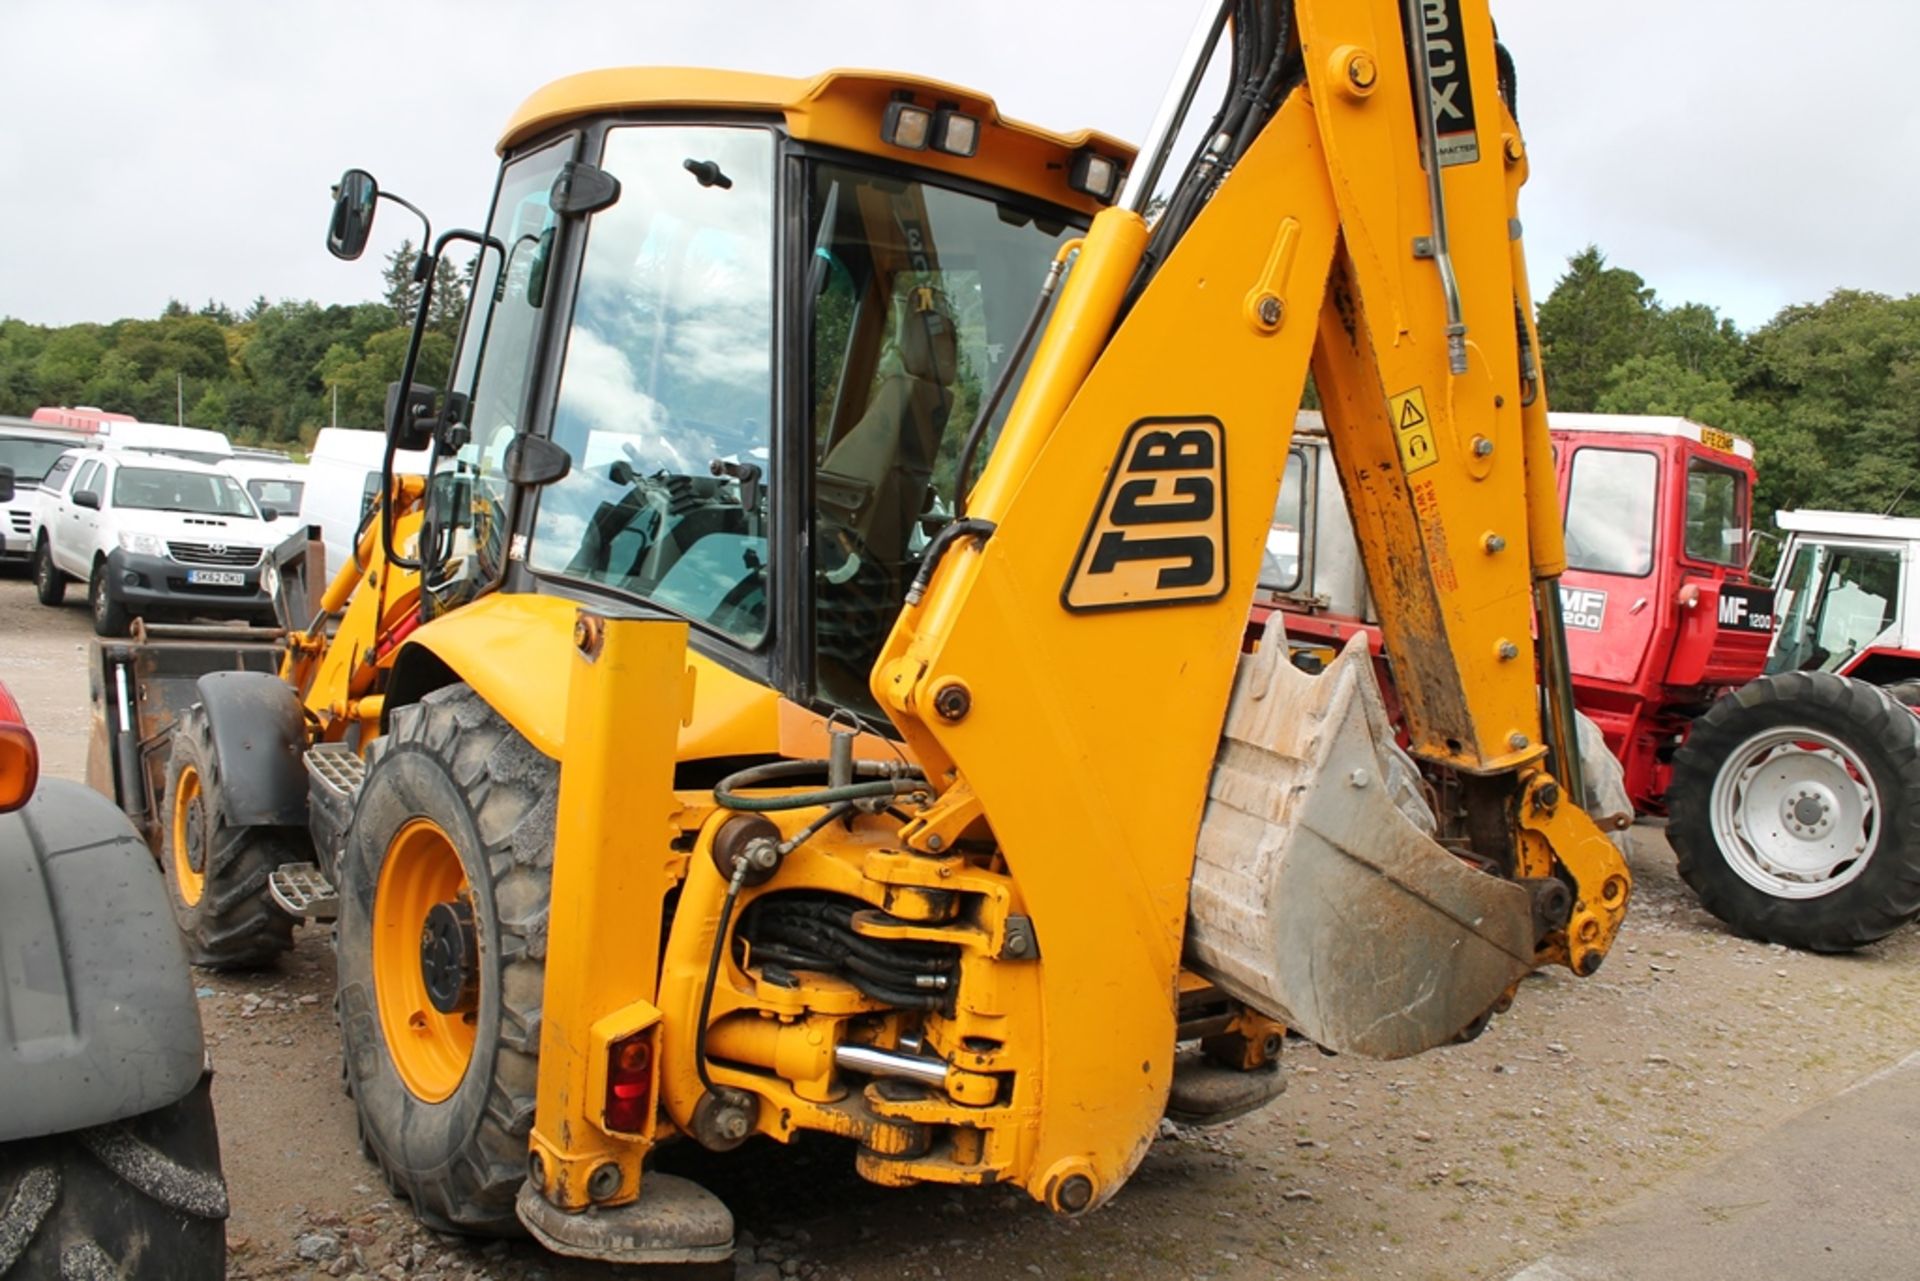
left=1064, top=417, right=1228, bottom=612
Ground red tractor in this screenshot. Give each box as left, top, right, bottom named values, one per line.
left=1255, top=413, right=1920, bottom=952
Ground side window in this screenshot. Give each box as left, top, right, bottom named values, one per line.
left=1684, top=459, right=1746, bottom=566
left=74, top=460, right=103, bottom=500
left=1260, top=448, right=1309, bottom=592
left=359, top=471, right=382, bottom=521
left=42, top=455, right=76, bottom=494
left=1564, top=449, right=1657, bottom=577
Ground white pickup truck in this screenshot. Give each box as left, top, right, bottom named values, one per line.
left=32, top=448, right=286, bottom=636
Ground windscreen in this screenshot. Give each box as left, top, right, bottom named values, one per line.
left=0, top=436, right=74, bottom=485
left=1684, top=458, right=1746, bottom=566
left=113, top=466, right=257, bottom=517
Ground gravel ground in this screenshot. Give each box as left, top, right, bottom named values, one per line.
left=5, top=573, right=1917, bottom=1281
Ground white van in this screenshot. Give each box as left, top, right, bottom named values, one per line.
left=94, top=421, right=234, bottom=464
left=0, top=420, right=90, bottom=566
left=302, top=428, right=432, bottom=579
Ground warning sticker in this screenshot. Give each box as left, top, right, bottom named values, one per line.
left=1390, top=386, right=1438, bottom=475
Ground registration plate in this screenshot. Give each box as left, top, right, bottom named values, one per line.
left=186, top=569, right=246, bottom=587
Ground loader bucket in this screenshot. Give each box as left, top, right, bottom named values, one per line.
left=87, top=526, right=324, bottom=855
left=1187, top=635, right=1536, bottom=1060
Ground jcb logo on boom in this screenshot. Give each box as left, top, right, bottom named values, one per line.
left=1064, top=418, right=1228, bottom=612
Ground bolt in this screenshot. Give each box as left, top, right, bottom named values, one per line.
left=1256, top=294, right=1284, bottom=327
left=1260, top=1033, right=1285, bottom=1060
left=1497, top=640, right=1520, bottom=661
left=715, top=1107, right=752, bottom=1142
left=587, top=1162, right=623, bottom=1202
left=1347, top=52, right=1377, bottom=90
left=1349, top=768, right=1371, bottom=788
left=528, top=1151, right=547, bottom=1188
left=1577, top=951, right=1603, bottom=977
left=1471, top=436, right=1495, bottom=458
left=1483, top=533, right=1507, bottom=554
left=925, top=833, right=945, bottom=852
left=1509, top=732, right=1529, bottom=751
left=1056, top=1174, right=1096, bottom=1214
left=1504, top=135, right=1525, bottom=165
left=932, top=682, right=972, bottom=723
left=1537, top=781, right=1561, bottom=811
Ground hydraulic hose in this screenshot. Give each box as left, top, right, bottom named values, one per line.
left=712, top=759, right=926, bottom=813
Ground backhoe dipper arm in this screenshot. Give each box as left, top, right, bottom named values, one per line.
left=869, top=0, right=1628, bottom=1207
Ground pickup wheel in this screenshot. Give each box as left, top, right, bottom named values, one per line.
left=88, top=563, right=130, bottom=637
left=1669, top=671, right=1920, bottom=952
left=335, top=684, right=551, bottom=1236
left=161, top=706, right=300, bottom=968
left=31, top=538, right=65, bottom=606
left=0, top=1070, right=227, bottom=1279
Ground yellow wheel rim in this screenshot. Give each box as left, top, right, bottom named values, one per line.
left=373, top=818, right=477, bottom=1103
left=170, top=765, right=206, bottom=908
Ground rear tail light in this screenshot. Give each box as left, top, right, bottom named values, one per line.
left=603, top=1029, right=656, bottom=1135
left=0, top=683, right=39, bottom=813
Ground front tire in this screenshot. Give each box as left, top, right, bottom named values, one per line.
left=32, top=538, right=65, bottom=606
left=1669, top=671, right=1920, bottom=951
left=161, top=706, right=300, bottom=968
left=0, top=1071, right=228, bottom=1279
left=89, top=563, right=129, bottom=637
left=336, top=685, right=552, bottom=1235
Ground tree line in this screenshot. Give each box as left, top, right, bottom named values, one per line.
left=0, top=242, right=463, bottom=450
left=1, top=242, right=1913, bottom=528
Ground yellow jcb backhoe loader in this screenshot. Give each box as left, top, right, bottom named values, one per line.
left=93, top=0, right=1631, bottom=1263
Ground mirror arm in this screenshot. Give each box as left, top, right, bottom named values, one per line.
left=376, top=189, right=434, bottom=253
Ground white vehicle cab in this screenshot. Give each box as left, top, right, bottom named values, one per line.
left=33, top=448, right=283, bottom=635
left=0, top=419, right=90, bottom=566
left=302, top=427, right=430, bottom=578
left=223, top=451, right=309, bottom=519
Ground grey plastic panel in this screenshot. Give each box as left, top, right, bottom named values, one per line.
left=0, top=778, right=206, bottom=1139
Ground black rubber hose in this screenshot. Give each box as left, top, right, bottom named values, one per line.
left=713, top=759, right=925, bottom=813
left=693, top=866, right=748, bottom=1096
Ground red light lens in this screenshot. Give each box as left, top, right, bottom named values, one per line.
left=604, top=1031, right=655, bottom=1135
left=0, top=682, right=38, bottom=813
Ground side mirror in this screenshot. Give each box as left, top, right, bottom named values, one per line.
left=73, top=489, right=100, bottom=511
left=0, top=465, right=13, bottom=504
left=384, top=381, right=438, bottom=453
left=259, top=505, right=280, bottom=522
left=328, top=168, right=379, bottom=261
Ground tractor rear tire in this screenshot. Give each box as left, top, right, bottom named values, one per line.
left=1669, top=671, right=1920, bottom=952
left=0, top=1071, right=228, bottom=1279
left=335, top=684, right=553, bottom=1236
left=1880, top=679, right=1920, bottom=709
left=161, top=706, right=300, bottom=969
left=31, top=538, right=65, bottom=607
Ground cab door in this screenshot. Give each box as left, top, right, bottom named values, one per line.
left=57, top=458, right=106, bottom=577
left=1559, top=443, right=1664, bottom=689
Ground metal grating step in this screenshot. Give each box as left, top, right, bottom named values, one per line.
left=269, top=861, right=339, bottom=921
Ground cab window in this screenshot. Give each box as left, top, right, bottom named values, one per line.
left=42, top=454, right=78, bottom=494
left=1260, top=448, right=1309, bottom=593
left=1684, top=458, right=1746, bottom=567
left=1564, top=448, right=1657, bottom=577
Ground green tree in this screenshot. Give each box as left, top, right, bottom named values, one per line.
left=1535, top=245, right=1656, bottom=411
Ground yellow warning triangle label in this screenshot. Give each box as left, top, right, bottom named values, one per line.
left=1398, top=398, right=1426, bottom=430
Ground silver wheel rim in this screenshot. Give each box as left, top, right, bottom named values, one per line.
left=1710, top=724, right=1879, bottom=899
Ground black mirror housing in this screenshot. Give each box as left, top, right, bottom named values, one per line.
left=328, top=168, right=379, bottom=261
left=259, top=505, right=280, bottom=522
left=503, top=433, right=572, bottom=489
left=73, top=489, right=100, bottom=511
left=384, top=381, right=438, bottom=453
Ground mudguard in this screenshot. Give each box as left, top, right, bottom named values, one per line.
left=0, top=779, right=206, bottom=1140
left=196, top=669, right=308, bottom=827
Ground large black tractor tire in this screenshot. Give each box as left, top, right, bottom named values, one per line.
left=1669, top=671, right=1920, bottom=952
left=0, top=1071, right=228, bottom=1280
left=160, top=706, right=300, bottom=968
left=31, top=538, right=65, bottom=607
left=88, top=563, right=130, bottom=638
left=335, top=684, right=553, bottom=1236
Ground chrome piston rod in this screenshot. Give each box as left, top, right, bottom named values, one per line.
left=834, top=1044, right=949, bottom=1087
left=1118, top=0, right=1235, bottom=214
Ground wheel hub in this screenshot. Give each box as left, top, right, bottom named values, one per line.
left=420, top=899, right=479, bottom=1015
left=1780, top=785, right=1837, bottom=840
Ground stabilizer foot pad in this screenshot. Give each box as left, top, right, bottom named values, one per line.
left=1165, top=1049, right=1287, bottom=1127
left=268, top=861, right=338, bottom=921
left=515, top=1174, right=734, bottom=1265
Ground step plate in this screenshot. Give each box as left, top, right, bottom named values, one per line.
left=269, top=861, right=339, bottom=921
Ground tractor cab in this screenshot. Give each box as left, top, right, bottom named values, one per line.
left=327, top=69, right=1131, bottom=726
left=1543, top=415, right=1773, bottom=806
left=1766, top=510, right=1920, bottom=685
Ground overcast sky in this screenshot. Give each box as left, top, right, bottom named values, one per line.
left=4, top=1, right=1916, bottom=331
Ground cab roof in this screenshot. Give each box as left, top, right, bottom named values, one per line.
left=1775, top=509, right=1920, bottom=542
left=500, top=67, right=1135, bottom=216
left=1549, top=412, right=1755, bottom=460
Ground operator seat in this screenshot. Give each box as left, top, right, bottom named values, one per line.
left=817, top=286, right=958, bottom=569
